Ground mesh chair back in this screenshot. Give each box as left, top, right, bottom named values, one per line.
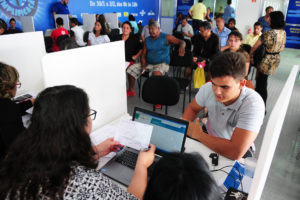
left=142, top=76, right=180, bottom=106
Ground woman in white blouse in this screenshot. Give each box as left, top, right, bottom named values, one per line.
left=88, top=20, right=110, bottom=46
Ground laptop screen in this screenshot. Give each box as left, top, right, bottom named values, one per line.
left=133, top=107, right=188, bottom=154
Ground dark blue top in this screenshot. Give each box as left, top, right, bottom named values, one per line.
left=51, top=2, right=70, bottom=14
left=146, top=32, right=170, bottom=65
left=258, top=16, right=271, bottom=33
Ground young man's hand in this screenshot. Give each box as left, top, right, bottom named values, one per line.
left=188, top=118, right=204, bottom=140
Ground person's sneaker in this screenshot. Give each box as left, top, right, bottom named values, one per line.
left=127, top=90, right=136, bottom=97
left=155, top=104, right=162, bottom=109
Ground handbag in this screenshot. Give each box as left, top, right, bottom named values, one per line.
left=253, top=41, right=266, bottom=67
left=193, top=62, right=206, bottom=89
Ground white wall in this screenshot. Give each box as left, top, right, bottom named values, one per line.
left=42, top=41, right=127, bottom=130
left=235, top=1, right=262, bottom=37
left=0, top=32, right=46, bottom=95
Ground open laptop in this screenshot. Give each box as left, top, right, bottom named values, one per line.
left=101, top=107, right=188, bottom=186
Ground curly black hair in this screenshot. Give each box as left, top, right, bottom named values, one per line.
left=270, top=11, right=285, bottom=29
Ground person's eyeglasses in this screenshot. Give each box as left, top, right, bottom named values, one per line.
left=88, top=109, right=97, bottom=120
left=15, top=82, right=21, bottom=88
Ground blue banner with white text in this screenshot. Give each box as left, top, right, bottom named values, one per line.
left=285, top=0, right=300, bottom=49
left=0, top=0, right=159, bottom=32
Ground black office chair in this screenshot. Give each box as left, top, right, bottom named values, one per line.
left=108, top=28, right=120, bottom=41
left=44, top=36, right=53, bottom=53
left=137, top=71, right=150, bottom=98
left=142, top=76, right=180, bottom=115
left=170, top=39, right=194, bottom=113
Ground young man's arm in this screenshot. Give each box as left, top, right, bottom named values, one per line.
left=182, top=98, right=205, bottom=135
left=188, top=122, right=258, bottom=160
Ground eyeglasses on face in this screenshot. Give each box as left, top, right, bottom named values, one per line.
left=15, top=82, right=21, bottom=88
left=88, top=109, right=97, bottom=120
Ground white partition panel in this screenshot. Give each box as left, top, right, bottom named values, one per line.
left=55, top=14, right=70, bottom=30
left=105, top=13, right=118, bottom=29
left=20, top=16, right=35, bottom=32
left=248, top=65, right=299, bottom=200
left=0, top=32, right=46, bottom=95
left=41, top=41, right=127, bottom=130
left=82, top=13, right=96, bottom=32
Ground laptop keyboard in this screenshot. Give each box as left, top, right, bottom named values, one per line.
left=115, top=150, right=138, bottom=169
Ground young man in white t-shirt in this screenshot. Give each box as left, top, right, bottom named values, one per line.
left=182, top=52, right=265, bottom=160
left=70, top=18, right=86, bottom=47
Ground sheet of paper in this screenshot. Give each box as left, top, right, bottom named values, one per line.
left=115, top=119, right=153, bottom=150
left=90, top=125, right=117, bottom=158
left=90, top=125, right=117, bottom=146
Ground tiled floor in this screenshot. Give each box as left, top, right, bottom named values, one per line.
left=127, top=48, right=300, bottom=199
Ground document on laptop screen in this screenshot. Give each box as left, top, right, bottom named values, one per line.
left=115, top=119, right=153, bottom=150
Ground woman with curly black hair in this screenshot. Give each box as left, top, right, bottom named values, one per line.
left=0, top=85, right=155, bottom=199
left=250, top=11, right=286, bottom=106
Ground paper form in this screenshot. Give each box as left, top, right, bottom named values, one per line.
left=90, top=125, right=117, bottom=146
left=115, top=119, right=153, bottom=150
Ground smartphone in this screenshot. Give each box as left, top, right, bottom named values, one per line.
left=13, top=94, right=32, bottom=103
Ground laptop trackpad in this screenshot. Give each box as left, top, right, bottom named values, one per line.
left=101, top=162, right=134, bottom=186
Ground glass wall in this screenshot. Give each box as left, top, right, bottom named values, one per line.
left=162, top=0, right=176, bottom=17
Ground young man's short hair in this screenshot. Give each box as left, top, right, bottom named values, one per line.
left=209, top=52, right=246, bottom=81
left=216, top=15, right=224, bottom=20
left=228, top=30, right=243, bottom=41
left=56, top=17, right=64, bottom=26
left=181, top=16, right=188, bottom=21
left=199, top=21, right=211, bottom=30
left=9, top=18, right=16, bottom=23
left=227, top=0, right=232, bottom=5
left=70, top=18, right=78, bottom=25
left=228, top=18, right=236, bottom=25
left=254, top=21, right=263, bottom=27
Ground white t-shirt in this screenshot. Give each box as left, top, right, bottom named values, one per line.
left=71, top=26, right=86, bottom=47
left=176, top=23, right=194, bottom=40
left=88, top=32, right=110, bottom=46
left=195, top=82, right=265, bottom=140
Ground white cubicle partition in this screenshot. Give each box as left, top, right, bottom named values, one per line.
left=248, top=65, right=299, bottom=200
left=0, top=31, right=46, bottom=95
left=42, top=41, right=127, bottom=131
left=55, top=14, right=70, bottom=30
left=82, top=13, right=96, bottom=32
left=105, top=13, right=118, bottom=29
left=20, top=16, right=35, bottom=32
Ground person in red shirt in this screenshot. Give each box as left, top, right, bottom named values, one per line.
left=51, top=17, right=69, bottom=52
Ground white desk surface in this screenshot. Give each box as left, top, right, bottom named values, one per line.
left=96, top=115, right=237, bottom=187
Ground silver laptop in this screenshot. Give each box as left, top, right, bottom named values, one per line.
left=100, top=107, right=188, bottom=186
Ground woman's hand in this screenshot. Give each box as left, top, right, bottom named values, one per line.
left=94, top=138, right=123, bottom=158
left=136, top=144, right=156, bottom=168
